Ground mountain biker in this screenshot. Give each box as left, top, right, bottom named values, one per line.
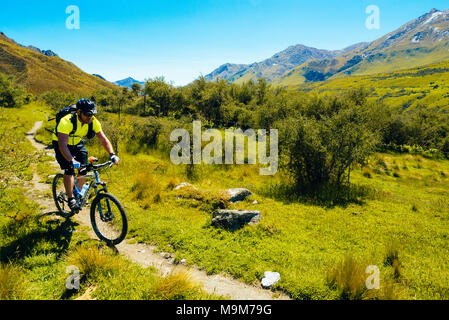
left=52, top=99, right=120, bottom=212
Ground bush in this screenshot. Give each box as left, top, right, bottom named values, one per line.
left=278, top=90, right=379, bottom=190
left=0, top=72, right=24, bottom=108
left=39, top=90, right=79, bottom=112
left=126, top=117, right=162, bottom=154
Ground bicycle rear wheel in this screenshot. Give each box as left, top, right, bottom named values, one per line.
left=52, top=174, right=75, bottom=218
left=90, top=193, right=128, bottom=245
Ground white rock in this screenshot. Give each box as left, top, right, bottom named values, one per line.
left=174, top=183, right=198, bottom=191
left=261, top=271, right=281, bottom=289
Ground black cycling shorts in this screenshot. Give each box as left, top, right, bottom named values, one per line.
left=52, top=140, right=88, bottom=175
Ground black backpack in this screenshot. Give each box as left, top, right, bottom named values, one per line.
left=50, top=105, right=95, bottom=140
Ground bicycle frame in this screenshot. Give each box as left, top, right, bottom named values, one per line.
left=74, top=166, right=109, bottom=208
left=73, top=161, right=114, bottom=221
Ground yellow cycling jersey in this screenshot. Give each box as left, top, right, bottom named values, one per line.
left=52, top=113, right=102, bottom=146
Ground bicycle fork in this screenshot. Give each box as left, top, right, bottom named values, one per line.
left=93, top=170, right=115, bottom=223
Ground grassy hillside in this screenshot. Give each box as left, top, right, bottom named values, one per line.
left=290, top=59, right=449, bottom=111
left=0, top=32, right=117, bottom=95
left=276, top=42, right=449, bottom=87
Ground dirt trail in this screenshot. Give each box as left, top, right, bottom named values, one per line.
left=26, top=121, right=291, bottom=300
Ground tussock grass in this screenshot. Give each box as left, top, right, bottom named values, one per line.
left=326, top=254, right=368, bottom=300
left=131, top=172, right=163, bottom=208
left=152, top=270, right=204, bottom=300
left=0, top=264, right=29, bottom=300
left=65, top=245, right=123, bottom=280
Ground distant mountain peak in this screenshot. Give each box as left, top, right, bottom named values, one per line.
left=114, top=77, right=144, bottom=88
left=25, top=45, right=58, bottom=57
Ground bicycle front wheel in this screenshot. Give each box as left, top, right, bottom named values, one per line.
left=90, top=193, right=128, bottom=245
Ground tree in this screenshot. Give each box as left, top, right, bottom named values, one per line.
left=131, top=83, right=142, bottom=97
left=144, top=77, right=172, bottom=117
left=278, top=90, right=379, bottom=190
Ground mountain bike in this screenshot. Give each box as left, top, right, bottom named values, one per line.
left=52, top=156, right=128, bottom=245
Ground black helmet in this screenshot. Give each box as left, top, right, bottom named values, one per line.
left=76, top=99, right=97, bottom=115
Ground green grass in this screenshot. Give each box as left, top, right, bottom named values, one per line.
left=78, top=130, right=449, bottom=300
left=0, top=103, right=221, bottom=300
left=288, top=59, right=449, bottom=111
left=26, top=103, right=449, bottom=300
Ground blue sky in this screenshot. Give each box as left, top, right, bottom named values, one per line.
left=0, top=0, right=447, bottom=85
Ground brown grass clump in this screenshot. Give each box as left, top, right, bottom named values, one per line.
left=0, top=264, right=29, bottom=300
left=151, top=270, right=203, bottom=300
left=326, top=254, right=368, bottom=300
left=362, top=167, right=373, bottom=178
left=131, top=172, right=163, bottom=208
left=65, top=246, right=123, bottom=280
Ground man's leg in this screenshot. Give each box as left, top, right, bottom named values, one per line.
left=64, top=174, right=75, bottom=199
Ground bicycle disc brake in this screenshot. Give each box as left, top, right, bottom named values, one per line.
left=101, top=211, right=115, bottom=222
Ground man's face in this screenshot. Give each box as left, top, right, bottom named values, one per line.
left=79, top=111, right=93, bottom=124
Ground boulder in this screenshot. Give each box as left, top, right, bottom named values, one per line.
left=225, top=188, right=253, bottom=203
left=212, top=210, right=261, bottom=231
left=261, top=271, right=281, bottom=289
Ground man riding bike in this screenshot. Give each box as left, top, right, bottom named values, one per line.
left=52, top=99, right=120, bottom=212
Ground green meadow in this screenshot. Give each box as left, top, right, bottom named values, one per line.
left=295, top=59, right=449, bottom=111
left=32, top=108, right=449, bottom=300
left=0, top=104, right=221, bottom=300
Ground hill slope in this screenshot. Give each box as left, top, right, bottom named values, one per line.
left=298, top=58, right=449, bottom=111
left=277, top=9, right=449, bottom=86
left=0, top=32, right=116, bottom=94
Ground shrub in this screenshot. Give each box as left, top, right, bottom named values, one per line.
left=126, top=117, right=162, bottom=154
left=0, top=72, right=24, bottom=108
left=278, top=90, right=379, bottom=190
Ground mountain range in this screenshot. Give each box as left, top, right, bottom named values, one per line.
left=205, top=8, right=449, bottom=87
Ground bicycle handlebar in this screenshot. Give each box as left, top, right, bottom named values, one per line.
left=76, top=161, right=114, bottom=175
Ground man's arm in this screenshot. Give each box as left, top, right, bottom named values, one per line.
left=96, top=131, right=115, bottom=156
left=58, top=133, right=74, bottom=162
